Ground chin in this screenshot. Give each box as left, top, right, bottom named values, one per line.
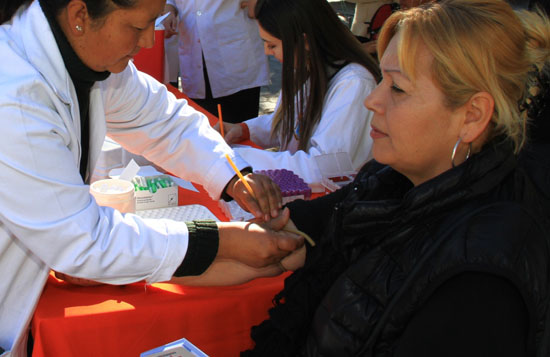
left=372, top=146, right=394, bottom=167
left=107, top=59, right=131, bottom=74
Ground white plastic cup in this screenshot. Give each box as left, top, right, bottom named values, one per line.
left=90, top=179, right=136, bottom=213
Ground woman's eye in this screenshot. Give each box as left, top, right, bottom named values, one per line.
left=391, top=84, right=404, bottom=93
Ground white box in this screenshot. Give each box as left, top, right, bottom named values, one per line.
left=133, top=174, right=178, bottom=210
left=141, top=337, right=208, bottom=357
left=314, top=152, right=357, bottom=192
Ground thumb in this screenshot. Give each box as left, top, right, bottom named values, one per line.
left=276, top=231, right=304, bottom=252
left=240, top=1, right=249, bottom=9
left=266, top=207, right=290, bottom=231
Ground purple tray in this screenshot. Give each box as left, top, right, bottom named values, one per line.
left=255, top=169, right=311, bottom=200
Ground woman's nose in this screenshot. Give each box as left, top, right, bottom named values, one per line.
left=364, top=83, right=384, bottom=114
left=139, top=25, right=156, bottom=49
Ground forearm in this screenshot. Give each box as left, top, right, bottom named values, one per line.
left=170, top=259, right=282, bottom=286
left=172, top=219, right=304, bottom=285
left=173, top=220, right=219, bottom=277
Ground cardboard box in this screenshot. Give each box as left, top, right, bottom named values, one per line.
left=133, top=174, right=178, bottom=210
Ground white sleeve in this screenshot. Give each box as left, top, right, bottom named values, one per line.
left=0, top=73, right=191, bottom=285
left=245, top=110, right=280, bottom=149
left=102, top=63, right=250, bottom=200
left=234, top=65, right=375, bottom=184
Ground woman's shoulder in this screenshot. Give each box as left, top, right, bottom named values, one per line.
left=331, top=62, right=376, bottom=83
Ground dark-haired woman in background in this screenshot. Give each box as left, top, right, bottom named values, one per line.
left=218, top=0, right=381, bottom=185
left=0, top=1, right=304, bottom=354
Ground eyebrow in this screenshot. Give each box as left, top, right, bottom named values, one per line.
left=381, top=68, right=401, bottom=74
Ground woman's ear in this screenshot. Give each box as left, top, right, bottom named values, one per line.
left=64, top=0, right=89, bottom=36
left=459, top=91, right=494, bottom=144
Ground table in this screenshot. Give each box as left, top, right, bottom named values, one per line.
left=30, top=85, right=289, bottom=357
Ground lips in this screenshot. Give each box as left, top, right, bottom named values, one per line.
left=370, top=124, right=387, bottom=139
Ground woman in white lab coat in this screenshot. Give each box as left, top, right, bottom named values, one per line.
left=219, top=0, right=381, bottom=185
left=0, top=1, right=301, bottom=355
left=163, top=0, right=269, bottom=123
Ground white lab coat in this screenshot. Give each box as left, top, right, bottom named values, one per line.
left=0, top=3, right=250, bottom=356
left=234, top=63, right=376, bottom=184
left=166, top=0, right=269, bottom=98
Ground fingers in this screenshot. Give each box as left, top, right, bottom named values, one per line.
left=224, top=128, right=242, bottom=144
left=262, top=207, right=290, bottom=231
left=164, top=29, right=177, bottom=38
left=246, top=174, right=282, bottom=221
left=222, top=123, right=242, bottom=144
left=275, top=229, right=304, bottom=252
left=227, top=174, right=283, bottom=221
left=279, top=246, right=306, bottom=271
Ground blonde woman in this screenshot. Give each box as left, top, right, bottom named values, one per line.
left=234, top=0, right=550, bottom=355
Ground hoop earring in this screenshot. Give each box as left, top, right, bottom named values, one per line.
left=451, top=138, right=472, bottom=168
left=75, top=25, right=83, bottom=32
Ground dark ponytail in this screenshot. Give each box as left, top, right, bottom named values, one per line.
left=1, top=0, right=139, bottom=25
left=1, top=0, right=31, bottom=24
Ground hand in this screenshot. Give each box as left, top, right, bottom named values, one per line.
left=217, top=208, right=304, bottom=268
left=240, top=0, right=258, bottom=18
left=258, top=207, right=307, bottom=271
left=226, top=172, right=282, bottom=221
left=212, top=121, right=243, bottom=144
left=163, top=5, right=178, bottom=38
left=54, top=271, right=103, bottom=287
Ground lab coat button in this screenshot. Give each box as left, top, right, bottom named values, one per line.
left=197, top=10, right=202, bottom=16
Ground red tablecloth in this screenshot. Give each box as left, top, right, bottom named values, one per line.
left=31, top=85, right=288, bottom=356
left=32, top=170, right=293, bottom=356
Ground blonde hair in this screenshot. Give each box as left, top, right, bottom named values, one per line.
left=377, top=0, right=550, bottom=152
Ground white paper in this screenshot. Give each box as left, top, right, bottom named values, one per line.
left=118, top=159, right=141, bottom=182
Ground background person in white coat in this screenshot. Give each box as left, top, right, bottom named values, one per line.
left=217, top=0, right=381, bottom=185
left=0, top=0, right=301, bottom=355
left=162, top=0, right=269, bottom=123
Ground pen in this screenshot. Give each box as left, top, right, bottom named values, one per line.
left=218, top=104, right=225, bottom=138
left=224, top=154, right=255, bottom=199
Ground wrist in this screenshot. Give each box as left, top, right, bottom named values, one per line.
left=238, top=123, right=250, bottom=142
left=216, top=222, right=239, bottom=260
left=220, top=166, right=253, bottom=201
left=165, top=4, right=177, bottom=16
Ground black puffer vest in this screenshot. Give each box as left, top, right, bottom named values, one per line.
left=244, top=139, right=550, bottom=356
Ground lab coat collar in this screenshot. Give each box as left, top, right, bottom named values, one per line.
left=18, top=1, right=75, bottom=106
